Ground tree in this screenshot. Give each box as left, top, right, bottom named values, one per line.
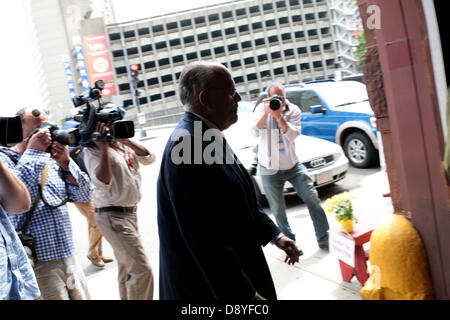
left=355, top=31, right=366, bottom=72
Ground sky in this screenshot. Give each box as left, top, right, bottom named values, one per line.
left=0, top=0, right=232, bottom=116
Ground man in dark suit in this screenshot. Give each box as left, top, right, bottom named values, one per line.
left=157, top=61, right=301, bottom=300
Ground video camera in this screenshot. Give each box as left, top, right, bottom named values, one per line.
left=269, top=95, right=283, bottom=111
left=72, top=80, right=135, bottom=147
left=0, top=116, right=23, bottom=147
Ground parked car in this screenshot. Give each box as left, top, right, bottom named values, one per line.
left=223, top=103, right=349, bottom=203
left=255, top=80, right=379, bottom=168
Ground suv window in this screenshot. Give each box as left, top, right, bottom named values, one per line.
left=286, top=92, right=301, bottom=109
left=299, top=91, right=322, bottom=112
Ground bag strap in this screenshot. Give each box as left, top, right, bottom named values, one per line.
left=21, top=161, right=49, bottom=234
left=0, top=148, right=19, bottom=164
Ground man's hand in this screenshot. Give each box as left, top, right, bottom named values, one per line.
left=94, top=122, right=109, bottom=152
left=275, top=236, right=301, bottom=265
left=26, top=130, right=52, bottom=152
left=51, top=141, right=70, bottom=168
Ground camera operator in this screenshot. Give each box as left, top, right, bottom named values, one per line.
left=251, top=83, right=330, bottom=252
left=0, top=108, right=93, bottom=300
left=83, top=102, right=156, bottom=300
left=0, top=157, right=40, bottom=300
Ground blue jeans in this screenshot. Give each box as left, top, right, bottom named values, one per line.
left=260, top=162, right=329, bottom=244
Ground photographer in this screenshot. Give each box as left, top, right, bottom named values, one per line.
left=0, top=157, right=40, bottom=300
left=251, top=83, right=330, bottom=252
left=0, top=108, right=93, bottom=300
left=83, top=102, right=156, bottom=300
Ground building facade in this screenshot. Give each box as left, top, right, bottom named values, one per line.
left=106, top=0, right=361, bottom=126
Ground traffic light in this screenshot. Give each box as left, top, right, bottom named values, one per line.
left=130, top=64, right=140, bottom=78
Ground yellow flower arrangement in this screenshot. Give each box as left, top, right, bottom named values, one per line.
left=325, top=191, right=358, bottom=223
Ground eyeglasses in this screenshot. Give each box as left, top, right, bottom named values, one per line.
left=206, top=87, right=238, bottom=97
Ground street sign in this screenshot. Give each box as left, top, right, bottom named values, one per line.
left=138, top=112, right=146, bottom=125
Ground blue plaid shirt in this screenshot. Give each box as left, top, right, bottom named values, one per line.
left=0, top=148, right=92, bottom=262
left=0, top=206, right=40, bottom=300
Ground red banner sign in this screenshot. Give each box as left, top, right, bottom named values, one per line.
left=82, top=33, right=117, bottom=97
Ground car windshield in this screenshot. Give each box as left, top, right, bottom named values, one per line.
left=317, top=82, right=369, bottom=108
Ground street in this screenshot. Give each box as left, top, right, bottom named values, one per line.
left=68, top=127, right=392, bottom=300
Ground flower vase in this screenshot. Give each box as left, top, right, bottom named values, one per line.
left=339, top=219, right=354, bottom=233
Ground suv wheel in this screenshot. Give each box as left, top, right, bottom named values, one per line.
left=343, top=132, right=377, bottom=168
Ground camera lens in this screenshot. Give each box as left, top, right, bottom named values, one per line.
left=269, top=96, right=282, bottom=111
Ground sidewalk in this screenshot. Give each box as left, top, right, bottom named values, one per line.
left=71, top=171, right=392, bottom=300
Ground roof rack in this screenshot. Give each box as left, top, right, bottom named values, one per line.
left=304, top=79, right=336, bottom=84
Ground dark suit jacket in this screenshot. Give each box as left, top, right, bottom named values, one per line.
left=157, top=112, right=281, bottom=300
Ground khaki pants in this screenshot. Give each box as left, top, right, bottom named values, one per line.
left=34, top=256, right=91, bottom=300
left=74, top=200, right=104, bottom=259
left=94, top=210, right=154, bottom=300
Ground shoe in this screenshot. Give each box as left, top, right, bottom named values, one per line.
left=318, top=241, right=329, bottom=250
left=88, top=255, right=105, bottom=268
left=101, top=256, right=114, bottom=263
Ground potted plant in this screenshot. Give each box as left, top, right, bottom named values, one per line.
left=325, top=192, right=358, bottom=233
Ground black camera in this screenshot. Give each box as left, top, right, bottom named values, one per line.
left=72, top=80, right=134, bottom=147
left=0, top=116, right=23, bottom=147
left=27, top=122, right=80, bottom=153
left=269, top=95, right=283, bottom=111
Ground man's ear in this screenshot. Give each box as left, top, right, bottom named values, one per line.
left=198, top=89, right=209, bottom=107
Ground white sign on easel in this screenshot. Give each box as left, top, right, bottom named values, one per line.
left=329, top=231, right=356, bottom=267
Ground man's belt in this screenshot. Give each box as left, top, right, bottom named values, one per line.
left=95, top=206, right=137, bottom=214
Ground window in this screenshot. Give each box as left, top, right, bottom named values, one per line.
left=235, top=8, right=246, bottom=16
left=222, top=11, right=232, bottom=19
left=161, top=74, right=173, bottom=83
left=287, top=65, right=297, bottom=72
left=268, top=35, right=279, bottom=43
left=200, top=49, right=211, bottom=57
left=300, top=63, right=310, bottom=70
left=260, top=70, right=271, bottom=78
left=234, top=76, right=244, bottom=83
left=299, top=91, right=322, bottom=112
left=186, top=52, right=197, bottom=60
left=323, top=43, right=332, bottom=50
left=290, top=0, right=299, bottom=5
left=172, top=55, right=184, bottom=63
left=318, top=11, right=327, bottom=19
left=141, top=44, right=152, bottom=53
left=274, top=67, right=284, bottom=75
left=263, top=3, right=273, bottom=10
left=225, top=27, right=236, bottom=35
left=127, top=47, right=138, bottom=55
left=297, top=47, right=307, bottom=54
left=258, top=54, right=268, bottom=62
left=239, top=25, right=249, bottom=33
left=321, top=27, right=330, bottom=35
left=326, top=58, right=335, bottom=66
left=241, top=41, right=252, bottom=49
left=144, top=61, right=155, bottom=69
left=119, top=83, right=130, bottom=91
left=115, top=66, right=127, bottom=74
left=195, top=16, right=205, bottom=24
left=249, top=6, right=259, bottom=13
left=211, top=30, right=222, bottom=38
left=265, top=19, right=276, bottom=28
left=284, top=49, right=294, bottom=56
left=150, top=94, right=162, bottom=102
left=279, top=17, right=289, bottom=25
left=281, top=33, right=292, bottom=41
left=147, top=78, right=158, bottom=86
left=276, top=1, right=287, bottom=8
left=254, top=38, right=265, bottom=46
left=271, top=52, right=281, bottom=59
left=124, top=30, right=135, bottom=38
left=252, top=22, right=262, bottom=30
left=231, top=60, right=241, bottom=68
left=112, top=50, right=124, bottom=58
left=181, top=19, right=191, bottom=27
left=109, top=33, right=120, bottom=41
left=295, top=31, right=305, bottom=39
left=158, top=58, right=170, bottom=67
left=166, top=22, right=178, bottom=30
left=152, top=25, right=164, bottom=33
left=244, top=57, right=255, bottom=65
left=184, top=35, right=195, bottom=44
left=214, top=47, right=225, bottom=55
left=313, top=61, right=323, bottom=68
left=228, top=43, right=238, bottom=52
left=286, top=92, right=301, bottom=108
left=169, top=38, right=181, bottom=47
left=308, top=29, right=318, bottom=37
left=208, top=14, right=219, bottom=22
left=247, top=73, right=257, bottom=81
left=156, top=41, right=167, bottom=49
left=123, top=99, right=133, bottom=108
left=197, top=33, right=208, bottom=41
left=165, top=91, right=176, bottom=98
left=292, top=15, right=302, bottom=23
left=305, top=13, right=315, bottom=20
left=138, top=28, right=149, bottom=36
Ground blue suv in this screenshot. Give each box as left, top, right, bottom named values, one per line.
left=256, top=80, right=379, bottom=168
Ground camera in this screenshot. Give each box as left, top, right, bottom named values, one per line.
left=72, top=80, right=135, bottom=147
left=0, top=116, right=23, bottom=147
left=27, top=122, right=80, bottom=153
left=269, top=95, right=283, bottom=111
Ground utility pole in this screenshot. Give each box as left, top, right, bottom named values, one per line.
left=130, top=64, right=147, bottom=138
